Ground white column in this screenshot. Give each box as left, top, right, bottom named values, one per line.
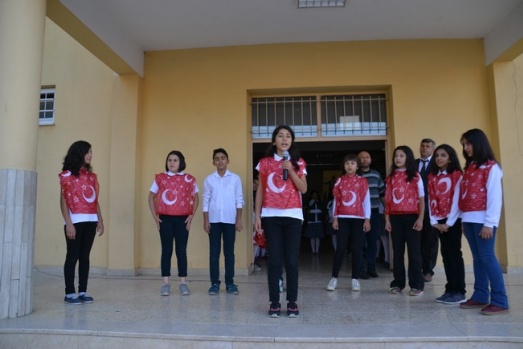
left=0, top=0, right=47, bottom=318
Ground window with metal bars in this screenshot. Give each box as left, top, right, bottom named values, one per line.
left=39, top=88, right=55, bottom=126
left=251, top=93, right=387, bottom=139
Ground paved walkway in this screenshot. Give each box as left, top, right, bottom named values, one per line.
left=1, top=254, right=522, bottom=348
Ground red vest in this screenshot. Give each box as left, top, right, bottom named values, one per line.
left=333, top=174, right=368, bottom=217
left=428, top=170, right=461, bottom=218
left=385, top=170, right=421, bottom=215
left=459, top=161, right=495, bottom=212
left=59, top=168, right=99, bottom=214
left=259, top=157, right=306, bottom=209
left=155, top=173, right=197, bottom=216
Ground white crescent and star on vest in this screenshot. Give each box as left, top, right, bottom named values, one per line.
left=82, top=185, right=97, bottom=203
left=184, top=175, right=193, bottom=183
left=267, top=173, right=286, bottom=193
left=342, top=191, right=357, bottom=206
left=392, top=188, right=405, bottom=204
left=438, top=177, right=451, bottom=194
left=162, top=189, right=178, bottom=205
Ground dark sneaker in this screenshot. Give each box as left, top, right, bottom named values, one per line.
left=226, top=284, right=239, bottom=295
left=368, top=270, right=379, bottom=278
left=481, top=304, right=509, bottom=316
left=268, top=302, right=281, bottom=318
left=208, top=284, right=220, bottom=295
left=359, top=272, right=370, bottom=280
left=442, top=293, right=466, bottom=305
left=287, top=302, right=299, bottom=318
left=435, top=293, right=451, bottom=303
left=78, top=293, right=94, bottom=304
left=460, top=299, right=488, bottom=309
left=64, top=295, right=82, bottom=305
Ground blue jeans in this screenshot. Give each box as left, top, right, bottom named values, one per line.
left=463, top=223, right=509, bottom=308
left=209, top=222, right=236, bottom=286
left=159, top=215, right=189, bottom=277
left=262, top=217, right=302, bottom=303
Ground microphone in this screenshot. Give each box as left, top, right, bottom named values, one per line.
left=282, top=150, right=289, bottom=181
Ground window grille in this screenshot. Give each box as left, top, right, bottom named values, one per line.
left=251, top=93, right=387, bottom=139
left=251, top=96, right=317, bottom=138
left=321, top=94, right=387, bottom=136
left=39, top=88, right=55, bottom=126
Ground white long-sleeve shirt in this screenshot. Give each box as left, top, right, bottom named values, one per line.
left=202, top=170, right=244, bottom=224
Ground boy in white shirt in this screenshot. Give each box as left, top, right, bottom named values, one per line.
left=203, top=148, right=244, bottom=295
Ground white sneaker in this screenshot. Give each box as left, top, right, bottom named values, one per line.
left=352, top=279, right=360, bottom=291
left=327, top=277, right=338, bottom=291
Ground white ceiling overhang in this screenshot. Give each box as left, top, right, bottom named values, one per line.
left=55, top=0, right=523, bottom=76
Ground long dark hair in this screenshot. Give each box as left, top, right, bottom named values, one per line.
left=62, top=140, right=92, bottom=177
left=460, top=128, right=497, bottom=169
left=428, top=144, right=462, bottom=175
left=389, top=145, right=417, bottom=182
left=165, top=150, right=186, bottom=172
left=265, top=125, right=301, bottom=171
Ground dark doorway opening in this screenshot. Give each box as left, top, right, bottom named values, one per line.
left=252, top=140, right=387, bottom=263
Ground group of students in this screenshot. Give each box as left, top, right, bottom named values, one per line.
left=383, top=130, right=508, bottom=316
left=59, top=125, right=509, bottom=318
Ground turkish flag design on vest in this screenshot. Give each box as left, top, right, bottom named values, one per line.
left=428, top=170, right=461, bottom=218
left=59, top=168, right=98, bottom=214
left=155, top=173, right=196, bottom=216
left=259, top=157, right=306, bottom=209
left=333, top=174, right=368, bottom=217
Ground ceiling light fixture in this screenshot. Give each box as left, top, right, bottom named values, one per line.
left=297, top=0, right=346, bottom=8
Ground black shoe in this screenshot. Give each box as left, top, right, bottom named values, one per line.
left=268, top=302, right=281, bottom=318
left=368, top=270, right=379, bottom=278
left=287, top=302, right=299, bottom=318
left=359, top=272, right=370, bottom=280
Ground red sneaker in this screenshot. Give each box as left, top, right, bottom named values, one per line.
left=481, top=304, right=509, bottom=316
left=460, top=299, right=488, bottom=309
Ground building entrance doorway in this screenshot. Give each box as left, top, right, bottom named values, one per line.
left=252, top=140, right=388, bottom=271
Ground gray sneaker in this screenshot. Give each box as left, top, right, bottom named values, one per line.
left=161, top=284, right=170, bottom=296
left=179, top=283, right=191, bottom=295
left=442, top=293, right=466, bottom=305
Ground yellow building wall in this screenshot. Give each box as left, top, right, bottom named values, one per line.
left=36, top=19, right=115, bottom=270
left=487, top=54, right=523, bottom=271
left=37, top=19, right=522, bottom=274
left=138, top=40, right=490, bottom=271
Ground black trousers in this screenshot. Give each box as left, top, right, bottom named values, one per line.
left=438, top=218, right=466, bottom=294
left=262, top=217, right=302, bottom=304
left=421, top=213, right=439, bottom=276
left=64, top=221, right=97, bottom=295
left=159, top=215, right=189, bottom=277
left=331, top=218, right=364, bottom=279
left=390, top=214, right=424, bottom=290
